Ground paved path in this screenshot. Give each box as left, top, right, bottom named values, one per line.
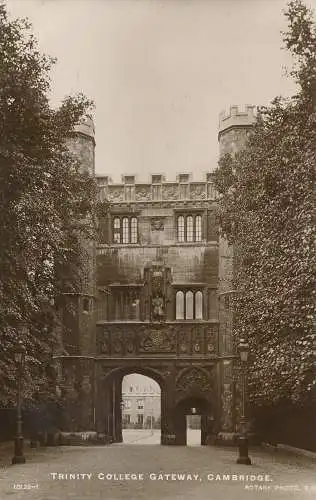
left=122, top=429, right=160, bottom=444
left=122, top=428, right=202, bottom=445
left=0, top=438, right=315, bottom=499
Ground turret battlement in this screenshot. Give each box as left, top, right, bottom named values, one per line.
left=74, top=114, right=95, bottom=140
left=218, top=105, right=256, bottom=136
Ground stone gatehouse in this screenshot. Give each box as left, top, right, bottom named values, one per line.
left=56, top=105, right=256, bottom=445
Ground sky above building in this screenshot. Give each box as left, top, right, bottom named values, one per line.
left=6, top=0, right=314, bottom=181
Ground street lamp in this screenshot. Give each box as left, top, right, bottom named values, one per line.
left=236, top=338, right=251, bottom=465
left=12, top=337, right=27, bottom=465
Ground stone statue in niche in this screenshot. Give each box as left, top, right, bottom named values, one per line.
left=151, top=217, right=164, bottom=231
left=152, top=293, right=165, bottom=321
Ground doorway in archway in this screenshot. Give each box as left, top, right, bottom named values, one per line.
left=121, top=373, right=161, bottom=445
left=186, top=413, right=202, bottom=447
left=174, top=397, right=210, bottom=446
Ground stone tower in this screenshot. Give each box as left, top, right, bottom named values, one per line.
left=217, top=105, right=256, bottom=441
left=64, top=115, right=96, bottom=356
left=58, top=116, right=97, bottom=431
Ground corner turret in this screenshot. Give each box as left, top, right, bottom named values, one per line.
left=74, top=114, right=95, bottom=142
left=68, top=114, right=95, bottom=176
left=218, top=105, right=256, bottom=156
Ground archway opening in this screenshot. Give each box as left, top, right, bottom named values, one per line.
left=121, top=373, right=161, bottom=445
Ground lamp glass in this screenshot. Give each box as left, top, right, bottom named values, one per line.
left=240, top=349, right=249, bottom=362
left=238, top=339, right=249, bottom=362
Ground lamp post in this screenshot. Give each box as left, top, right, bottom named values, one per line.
left=236, top=338, right=251, bottom=465
left=12, top=338, right=26, bottom=465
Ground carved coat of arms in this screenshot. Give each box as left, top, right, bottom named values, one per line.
left=151, top=217, right=164, bottom=231
left=139, top=329, right=175, bottom=353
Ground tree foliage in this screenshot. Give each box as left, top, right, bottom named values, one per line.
left=0, top=3, right=95, bottom=405
left=213, top=0, right=316, bottom=406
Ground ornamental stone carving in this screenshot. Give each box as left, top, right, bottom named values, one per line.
left=135, top=186, right=151, bottom=201
left=176, top=367, right=212, bottom=393
left=125, top=331, right=136, bottom=355
left=150, top=217, right=164, bottom=231
left=100, top=328, right=110, bottom=354
left=112, top=330, right=123, bottom=355
left=162, top=184, right=179, bottom=200
left=178, top=330, right=189, bottom=354
left=206, top=326, right=217, bottom=354
left=190, top=184, right=206, bottom=199
left=221, top=361, right=234, bottom=431
left=191, top=328, right=204, bottom=354
left=221, top=384, right=233, bottom=431
left=100, top=341, right=109, bottom=354
left=139, top=329, right=176, bottom=353
left=107, top=186, right=124, bottom=202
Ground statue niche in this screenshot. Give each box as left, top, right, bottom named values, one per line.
left=143, top=263, right=172, bottom=322
left=152, top=289, right=165, bottom=322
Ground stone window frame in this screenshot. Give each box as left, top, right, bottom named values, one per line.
left=112, top=215, right=138, bottom=244
left=174, top=287, right=205, bottom=320
left=176, top=212, right=203, bottom=242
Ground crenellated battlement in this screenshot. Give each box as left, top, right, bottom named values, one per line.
left=96, top=172, right=214, bottom=185
left=96, top=172, right=218, bottom=203
left=218, top=104, right=256, bottom=136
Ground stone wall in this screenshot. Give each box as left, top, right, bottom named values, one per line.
left=97, top=245, right=218, bottom=287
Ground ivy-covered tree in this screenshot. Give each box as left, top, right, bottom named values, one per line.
left=213, top=0, right=316, bottom=407
left=0, top=3, right=95, bottom=405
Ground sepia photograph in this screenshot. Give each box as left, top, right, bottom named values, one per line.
left=0, top=0, right=315, bottom=498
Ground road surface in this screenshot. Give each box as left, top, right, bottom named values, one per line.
left=0, top=432, right=315, bottom=499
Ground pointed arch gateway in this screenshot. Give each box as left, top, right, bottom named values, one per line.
left=97, top=366, right=168, bottom=445
left=174, top=366, right=215, bottom=446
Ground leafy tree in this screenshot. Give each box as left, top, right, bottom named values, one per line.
left=213, top=0, right=316, bottom=407
left=0, top=3, right=95, bottom=405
